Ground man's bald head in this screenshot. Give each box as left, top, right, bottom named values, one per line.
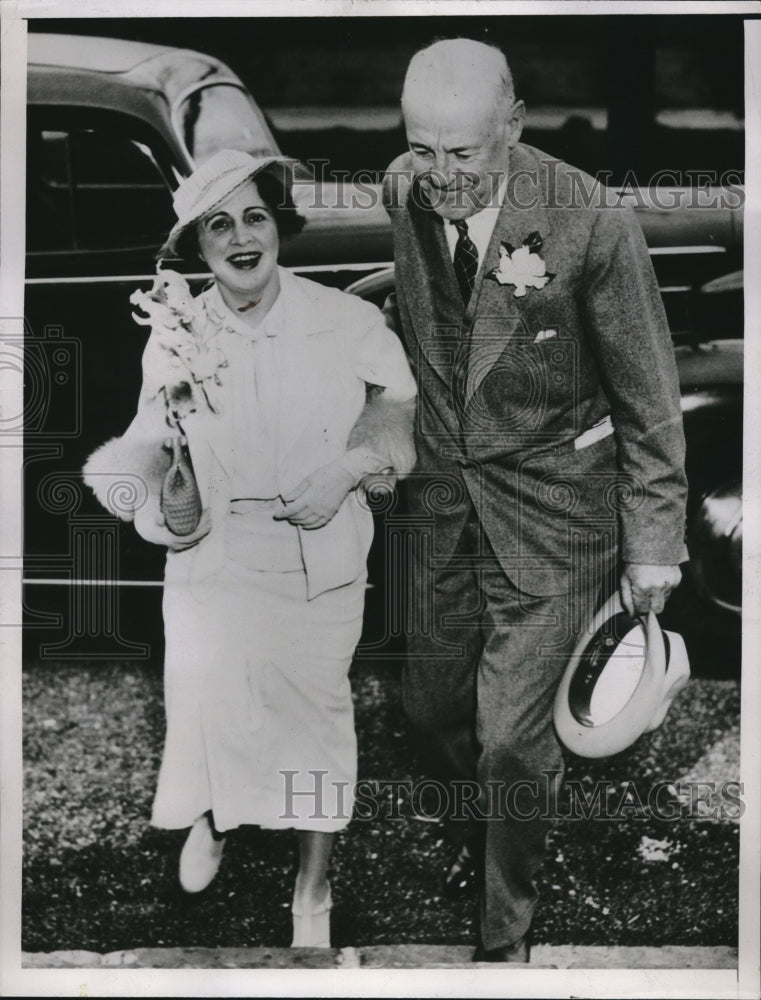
left=402, top=39, right=515, bottom=121
left=400, top=39, right=525, bottom=220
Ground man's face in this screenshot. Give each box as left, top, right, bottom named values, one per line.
left=403, top=91, right=524, bottom=221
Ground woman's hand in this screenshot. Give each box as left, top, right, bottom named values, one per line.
left=274, top=460, right=357, bottom=530
left=134, top=506, right=212, bottom=551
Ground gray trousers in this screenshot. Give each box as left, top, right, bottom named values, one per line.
left=402, top=506, right=614, bottom=950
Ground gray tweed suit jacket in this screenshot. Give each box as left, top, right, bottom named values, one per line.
left=383, top=144, right=688, bottom=596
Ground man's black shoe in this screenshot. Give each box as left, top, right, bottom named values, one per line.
left=472, top=933, right=530, bottom=964
left=443, top=839, right=482, bottom=899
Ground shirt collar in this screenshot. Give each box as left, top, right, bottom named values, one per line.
left=203, top=281, right=283, bottom=340
left=450, top=171, right=508, bottom=228
left=444, top=172, right=508, bottom=262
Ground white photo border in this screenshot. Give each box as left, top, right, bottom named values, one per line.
left=1, top=2, right=759, bottom=997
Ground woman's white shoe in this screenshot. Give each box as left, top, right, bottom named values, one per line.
left=179, top=814, right=225, bottom=893
left=291, top=883, right=332, bottom=948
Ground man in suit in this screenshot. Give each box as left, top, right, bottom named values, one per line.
left=382, top=39, right=688, bottom=961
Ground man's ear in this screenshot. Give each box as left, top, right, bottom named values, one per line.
left=506, top=100, right=526, bottom=148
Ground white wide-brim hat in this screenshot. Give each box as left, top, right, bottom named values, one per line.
left=164, top=149, right=304, bottom=254
left=553, top=593, right=690, bottom=758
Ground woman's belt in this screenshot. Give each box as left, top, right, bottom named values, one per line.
left=227, top=497, right=303, bottom=572
left=230, top=497, right=285, bottom=512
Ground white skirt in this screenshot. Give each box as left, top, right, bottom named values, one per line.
left=151, top=504, right=366, bottom=833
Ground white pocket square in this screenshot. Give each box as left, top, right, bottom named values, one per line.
left=534, top=327, right=558, bottom=342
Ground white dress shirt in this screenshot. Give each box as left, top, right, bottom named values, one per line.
left=443, top=178, right=508, bottom=276
left=204, top=283, right=284, bottom=500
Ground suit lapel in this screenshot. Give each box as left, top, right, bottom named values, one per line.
left=184, top=286, right=241, bottom=480
left=396, top=149, right=554, bottom=403
left=402, top=179, right=467, bottom=385
left=464, top=146, right=552, bottom=405
left=272, top=271, right=334, bottom=486
left=180, top=407, right=226, bottom=489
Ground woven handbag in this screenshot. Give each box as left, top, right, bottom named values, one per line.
left=160, top=434, right=202, bottom=536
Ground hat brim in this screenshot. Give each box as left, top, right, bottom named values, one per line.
left=163, top=156, right=301, bottom=257
left=553, top=593, right=668, bottom=758
left=644, top=629, right=690, bottom=732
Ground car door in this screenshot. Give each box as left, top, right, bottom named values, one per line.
left=24, top=108, right=187, bottom=659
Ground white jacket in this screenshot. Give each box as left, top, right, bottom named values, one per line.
left=90, top=268, right=416, bottom=599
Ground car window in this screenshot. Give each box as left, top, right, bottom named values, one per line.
left=26, top=128, right=73, bottom=251
left=174, top=83, right=277, bottom=165
left=26, top=114, right=176, bottom=254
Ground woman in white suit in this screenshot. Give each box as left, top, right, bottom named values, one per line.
left=85, top=150, right=416, bottom=947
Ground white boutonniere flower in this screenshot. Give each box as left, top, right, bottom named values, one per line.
left=487, top=231, right=555, bottom=298
left=131, top=269, right=228, bottom=417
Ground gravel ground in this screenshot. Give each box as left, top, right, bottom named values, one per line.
left=22, top=657, right=740, bottom=953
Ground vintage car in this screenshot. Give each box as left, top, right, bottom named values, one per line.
left=23, top=33, right=742, bottom=669
left=25, top=33, right=394, bottom=276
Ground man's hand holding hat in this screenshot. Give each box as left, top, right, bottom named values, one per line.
left=621, top=562, right=682, bottom=617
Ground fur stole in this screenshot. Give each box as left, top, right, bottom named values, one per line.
left=82, top=432, right=170, bottom=522
left=347, top=389, right=416, bottom=480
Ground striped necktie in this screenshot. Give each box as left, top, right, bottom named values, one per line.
left=452, top=218, right=479, bottom=304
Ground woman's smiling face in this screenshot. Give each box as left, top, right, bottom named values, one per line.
left=196, top=178, right=280, bottom=308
